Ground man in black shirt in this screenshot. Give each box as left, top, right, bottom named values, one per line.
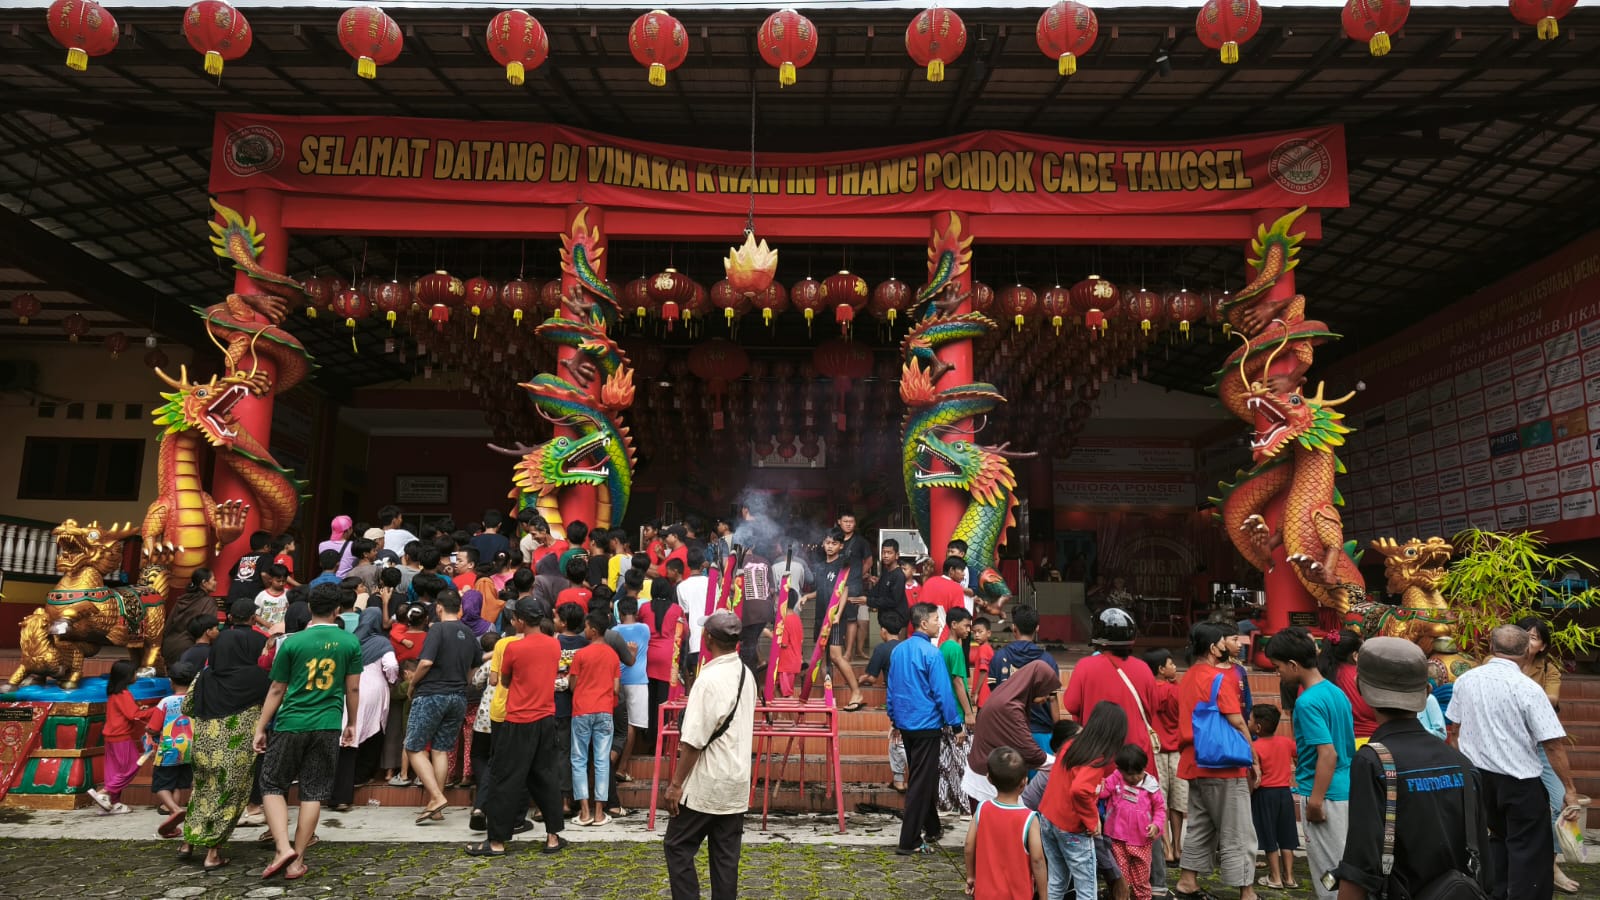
left=1335, top=637, right=1491, bottom=899
left=867, top=538, right=910, bottom=634
left=406, top=588, right=480, bottom=822
left=226, top=530, right=273, bottom=603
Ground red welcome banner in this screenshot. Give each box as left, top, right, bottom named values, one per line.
left=210, top=114, right=1348, bottom=216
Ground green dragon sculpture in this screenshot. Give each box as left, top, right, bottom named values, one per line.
left=493, top=370, right=635, bottom=533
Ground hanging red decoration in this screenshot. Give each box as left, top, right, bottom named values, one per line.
left=905, top=7, right=966, bottom=83
left=871, top=277, right=912, bottom=325
left=1036, top=1, right=1098, bottom=76
left=1202, top=289, right=1230, bottom=338
left=183, top=0, right=252, bottom=76
left=372, top=279, right=409, bottom=327
left=825, top=270, right=867, bottom=336
left=498, top=278, right=535, bottom=326
left=1196, top=0, right=1262, bottom=64
left=1000, top=284, right=1039, bottom=331
left=813, top=338, right=873, bottom=430
left=687, top=338, right=750, bottom=430
left=104, top=331, right=129, bottom=358
left=622, top=277, right=653, bottom=327
left=486, top=9, right=548, bottom=85
left=971, top=281, right=995, bottom=313
left=10, top=293, right=42, bottom=325
left=337, top=5, right=403, bottom=80
left=538, top=279, right=565, bottom=315
left=648, top=268, right=696, bottom=331
left=464, top=276, right=497, bottom=319
left=1509, top=0, right=1577, bottom=39
left=302, top=275, right=346, bottom=319
left=790, top=276, right=827, bottom=334
left=1069, top=275, right=1121, bottom=332
left=757, top=8, right=818, bottom=87
left=685, top=280, right=711, bottom=326
left=628, top=9, right=689, bottom=87
left=1040, top=285, right=1072, bottom=334
left=144, top=347, right=169, bottom=370
left=751, top=280, right=789, bottom=327
left=46, top=0, right=119, bottom=72
left=1125, top=288, right=1165, bottom=334
left=1165, top=288, right=1205, bottom=339
left=331, top=288, right=370, bottom=350
left=710, top=279, right=744, bottom=326
left=61, top=312, right=89, bottom=342
left=1341, top=0, right=1408, bottom=56
left=414, top=270, right=464, bottom=307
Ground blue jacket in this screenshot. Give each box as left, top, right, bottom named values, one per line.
left=887, top=633, right=963, bottom=732
left=991, top=640, right=1054, bottom=734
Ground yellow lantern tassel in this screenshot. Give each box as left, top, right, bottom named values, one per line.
left=779, top=61, right=796, bottom=86
left=66, top=47, right=88, bottom=71
left=506, top=61, right=525, bottom=85
left=1221, top=41, right=1239, bottom=64
left=725, top=308, right=736, bottom=325
left=648, top=62, right=666, bottom=86
left=1052, top=315, right=1063, bottom=335
left=1058, top=53, right=1077, bottom=76
left=1538, top=16, right=1558, bottom=39
left=386, top=310, right=397, bottom=327
left=513, top=309, right=523, bottom=326
left=1180, top=320, right=1191, bottom=339
left=306, top=305, right=318, bottom=319
left=636, top=307, right=647, bottom=326
left=1369, top=32, right=1390, bottom=56
left=804, top=307, right=814, bottom=335
left=204, top=50, right=224, bottom=76
left=1222, top=323, right=1232, bottom=338
left=887, top=309, right=898, bottom=326
left=927, top=59, right=944, bottom=82
left=763, top=308, right=773, bottom=327
left=1141, top=320, right=1152, bottom=335
left=346, top=319, right=359, bottom=353
left=1014, top=314, right=1024, bottom=331
left=357, top=56, right=377, bottom=79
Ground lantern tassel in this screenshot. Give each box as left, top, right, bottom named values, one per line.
left=779, top=61, right=796, bottom=86
left=513, top=309, right=524, bottom=326
left=1368, top=32, right=1390, bottom=56
left=1221, top=41, right=1239, bottom=64
left=1058, top=53, right=1077, bottom=76
left=1538, top=16, right=1558, bottom=39
left=66, top=47, right=88, bottom=71
left=204, top=50, right=225, bottom=76
left=357, top=55, right=377, bottom=79
left=1052, top=315, right=1063, bottom=335
left=648, top=62, right=666, bottom=86
left=763, top=308, right=773, bottom=327
left=387, top=310, right=397, bottom=328
left=506, top=61, right=525, bottom=85
left=346, top=319, right=359, bottom=353
left=306, top=306, right=318, bottom=319
left=1180, top=320, right=1192, bottom=339
left=926, top=59, right=944, bottom=82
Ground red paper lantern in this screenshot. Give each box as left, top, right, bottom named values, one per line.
left=414, top=270, right=464, bottom=307
left=813, top=338, right=873, bottom=430
left=331, top=288, right=370, bottom=348
left=61, top=312, right=89, bottom=342
left=1036, top=1, right=1098, bottom=76
left=1069, top=275, right=1121, bottom=332
left=1196, top=0, right=1262, bottom=64
left=498, top=278, right=535, bottom=326
left=1000, top=284, right=1039, bottom=331
left=971, top=281, right=995, bottom=314
left=687, top=338, right=750, bottom=429
left=622, top=276, right=653, bottom=327
left=337, top=5, right=403, bottom=80
left=905, top=7, right=966, bottom=83
left=751, top=281, right=789, bottom=327
left=871, top=277, right=913, bottom=325
left=10, top=293, right=42, bottom=325
left=1510, top=0, right=1577, bottom=39
left=537, top=279, right=565, bottom=315
left=1165, top=288, right=1205, bottom=338
left=47, top=0, right=119, bottom=72
left=302, top=275, right=346, bottom=319
left=648, top=268, right=696, bottom=330
left=464, top=276, right=497, bottom=318
left=1341, top=0, right=1408, bottom=55
left=1126, top=288, right=1165, bottom=334
left=790, top=276, right=827, bottom=334
left=486, top=9, right=548, bottom=85
left=183, top=0, right=252, bottom=76
left=104, top=331, right=129, bottom=358
left=710, top=279, right=746, bottom=326
left=628, top=9, right=689, bottom=87
left=1040, top=285, right=1072, bottom=334
left=372, top=279, right=409, bottom=327
left=757, top=9, right=818, bottom=87
left=144, top=347, right=169, bottom=370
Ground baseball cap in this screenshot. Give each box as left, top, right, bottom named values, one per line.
left=513, top=595, right=544, bottom=622
left=363, top=527, right=385, bottom=541
left=1356, top=636, right=1430, bottom=712
left=704, top=611, right=741, bottom=645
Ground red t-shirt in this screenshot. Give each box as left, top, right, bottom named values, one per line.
left=1255, top=735, right=1295, bottom=788
left=501, top=631, right=560, bottom=723
left=974, top=799, right=1039, bottom=900
left=1039, top=758, right=1109, bottom=834
left=777, top=611, right=804, bottom=674
left=569, top=641, right=619, bottom=716
left=969, top=643, right=994, bottom=707
left=453, top=571, right=477, bottom=592
left=274, top=552, right=295, bottom=578
left=1152, top=680, right=1182, bottom=754
left=1062, top=653, right=1158, bottom=762
left=389, top=623, right=425, bottom=663
left=1177, top=662, right=1250, bottom=780
left=556, top=586, right=593, bottom=611
left=641, top=602, right=683, bottom=682
left=904, top=579, right=921, bottom=609
left=103, top=691, right=144, bottom=742
left=664, top=544, right=689, bottom=574
left=1334, top=664, right=1378, bottom=738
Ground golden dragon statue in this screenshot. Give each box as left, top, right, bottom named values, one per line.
left=1348, top=536, right=1459, bottom=655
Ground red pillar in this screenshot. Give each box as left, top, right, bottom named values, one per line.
left=554, top=203, right=603, bottom=541
left=209, top=189, right=283, bottom=589
left=927, top=211, right=973, bottom=564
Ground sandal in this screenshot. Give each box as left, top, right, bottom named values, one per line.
left=616, top=772, right=633, bottom=783
left=577, top=814, right=595, bottom=826
left=540, top=836, right=570, bottom=854
left=260, top=852, right=298, bottom=880
left=464, top=840, right=506, bottom=857
left=284, top=863, right=308, bottom=881
left=1257, top=878, right=1286, bottom=889
left=415, top=806, right=447, bottom=824
left=176, top=846, right=194, bottom=862
left=894, top=842, right=934, bottom=856
left=202, top=856, right=230, bottom=873
left=841, top=700, right=864, bottom=712
left=591, top=814, right=612, bottom=827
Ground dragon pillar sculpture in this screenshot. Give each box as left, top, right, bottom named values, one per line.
left=494, top=207, right=635, bottom=535
left=1211, top=208, right=1364, bottom=645
left=900, top=212, right=1031, bottom=614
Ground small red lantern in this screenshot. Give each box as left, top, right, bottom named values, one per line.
left=710, top=279, right=744, bottom=326
left=622, top=277, right=653, bottom=327
left=337, top=5, right=403, bottom=80
left=465, top=276, right=497, bottom=317
left=499, top=278, right=535, bottom=326
left=414, top=270, right=464, bottom=307
left=628, top=9, right=689, bottom=87
left=905, top=7, right=966, bottom=83
left=825, top=270, right=867, bottom=335
left=62, top=312, right=89, bottom=343
left=648, top=268, right=696, bottom=331
left=104, top=331, right=129, bottom=358
left=1000, top=284, right=1039, bottom=331
left=303, top=275, right=346, bottom=319
left=1510, top=0, right=1577, bottom=39
left=813, top=338, right=873, bottom=430
left=971, top=281, right=995, bottom=314
left=1165, top=288, right=1205, bottom=339
left=538, top=279, right=565, bottom=315
left=372, top=280, right=409, bottom=327
left=687, top=338, right=750, bottom=430
left=144, top=347, right=169, bottom=370
left=10, top=293, right=42, bottom=325
left=183, top=0, right=252, bottom=76
left=1341, top=0, right=1408, bottom=56
left=1036, top=1, right=1098, bottom=76
left=1070, top=275, right=1121, bottom=332
left=752, top=281, right=789, bottom=328
left=871, top=277, right=912, bottom=325
left=1040, top=285, right=1072, bottom=334
left=1196, top=0, right=1263, bottom=64
left=486, top=9, right=548, bottom=85
left=791, top=276, right=827, bottom=334
left=332, top=288, right=370, bottom=349
left=47, top=0, right=119, bottom=72
left=1126, top=288, right=1165, bottom=335
left=757, top=9, right=818, bottom=87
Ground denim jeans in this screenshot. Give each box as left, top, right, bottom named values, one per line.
left=571, top=712, right=614, bottom=802
left=1539, top=745, right=1564, bottom=842
left=1040, top=817, right=1099, bottom=900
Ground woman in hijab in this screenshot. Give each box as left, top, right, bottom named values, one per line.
left=330, top=607, right=398, bottom=810
left=319, top=515, right=356, bottom=576
left=161, top=568, right=219, bottom=666
left=183, top=598, right=271, bottom=871
left=962, top=658, right=1060, bottom=804
left=460, top=589, right=493, bottom=638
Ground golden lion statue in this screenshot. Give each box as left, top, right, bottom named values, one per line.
left=1346, top=536, right=1458, bottom=655
left=3, top=519, right=169, bottom=692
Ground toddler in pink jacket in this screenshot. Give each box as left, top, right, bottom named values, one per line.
left=1099, top=744, right=1167, bottom=900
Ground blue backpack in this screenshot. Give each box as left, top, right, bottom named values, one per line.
left=1192, top=673, right=1253, bottom=769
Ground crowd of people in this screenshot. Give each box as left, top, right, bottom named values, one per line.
left=119, top=511, right=1584, bottom=900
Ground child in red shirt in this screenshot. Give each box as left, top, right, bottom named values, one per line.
left=775, top=591, right=804, bottom=697
left=1142, top=648, right=1185, bottom=866
left=1039, top=701, right=1126, bottom=900
left=87, top=660, right=141, bottom=815
left=969, top=617, right=994, bottom=709
left=568, top=611, right=620, bottom=826
left=1250, top=704, right=1300, bottom=889
left=965, top=746, right=1047, bottom=900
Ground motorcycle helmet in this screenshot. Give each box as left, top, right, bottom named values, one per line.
left=1092, top=606, right=1138, bottom=647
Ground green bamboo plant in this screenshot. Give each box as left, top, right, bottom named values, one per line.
left=1442, top=529, right=1600, bottom=657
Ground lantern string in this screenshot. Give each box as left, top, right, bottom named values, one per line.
left=746, top=79, right=758, bottom=236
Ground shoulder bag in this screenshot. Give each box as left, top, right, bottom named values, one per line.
left=1191, top=672, right=1253, bottom=769
left=1110, top=657, right=1162, bottom=753
left=1370, top=741, right=1489, bottom=900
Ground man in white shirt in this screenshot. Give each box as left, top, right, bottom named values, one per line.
left=676, top=546, right=712, bottom=675
left=663, top=611, right=755, bottom=900
left=378, top=504, right=419, bottom=557
left=1447, top=624, right=1580, bottom=900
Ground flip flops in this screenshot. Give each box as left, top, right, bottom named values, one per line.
left=260, top=852, right=298, bottom=880
left=540, top=836, right=570, bottom=854
left=202, top=856, right=230, bottom=873
left=1257, top=878, right=1286, bottom=890
left=415, top=805, right=447, bottom=824
left=464, top=841, right=506, bottom=857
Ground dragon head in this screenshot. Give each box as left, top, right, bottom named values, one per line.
left=152, top=365, right=266, bottom=448
left=915, top=434, right=1020, bottom=507
left=1243, top=366, right=1352, bottom=464
left=1372, top=536, right=1454, bottom=596
left=52, top=518, right=136, bottom=584
left=515, top=432, right=615, bottom=498
left=976, top=567, right=1011, bottom=610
